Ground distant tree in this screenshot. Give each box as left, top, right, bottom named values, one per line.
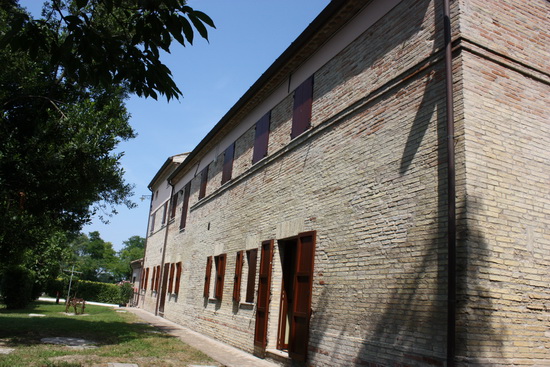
left=111, top=235, right=145, bottom=281
left=69, top=231, right=117, bottom=282
left=0, top=1, right=214, bottom=264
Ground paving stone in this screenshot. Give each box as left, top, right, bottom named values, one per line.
left=28, top=313, right=46, bottom=317
left=0, top=347, right=15, bottom=355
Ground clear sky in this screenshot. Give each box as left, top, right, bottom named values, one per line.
left=20, top=0, right=331, bottom=250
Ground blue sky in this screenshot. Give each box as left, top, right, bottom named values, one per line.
left=20, top=0, right=331, bottom=250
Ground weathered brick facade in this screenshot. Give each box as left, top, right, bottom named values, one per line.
left=139, top=0, right=549, bottom=365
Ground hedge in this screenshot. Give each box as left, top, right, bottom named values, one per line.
left=46, top=279, right=125, bottom=304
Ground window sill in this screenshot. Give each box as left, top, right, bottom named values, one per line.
left=239, top=302, right=254, bottom=310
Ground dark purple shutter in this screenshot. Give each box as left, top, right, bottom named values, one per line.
left=170, top=192, right=178, bottom=219
left=291, top=75, right=314, bottom=139
left=199, top=165, right=209, bottom=199
left=252, top=112, right=271, bottom=164
left=179, top=183, right=191, bottom=230
left=221, top=143, right=235, bottom=184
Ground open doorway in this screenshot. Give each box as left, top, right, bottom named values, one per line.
left=277, top=238, right=297, bottom=351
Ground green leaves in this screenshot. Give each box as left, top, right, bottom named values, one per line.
left=0, top=0, right=215, bottom=101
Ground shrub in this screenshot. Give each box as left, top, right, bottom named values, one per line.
left=73, top=280, right=120, bottom=304
left=118, top=281, right=134, bottom=305
left=0, top=265, right=36, bottom=309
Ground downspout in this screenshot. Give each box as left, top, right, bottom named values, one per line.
left=443, top=0, right=456, bottom=366
left=154, top=183, right=175, bottom=316
left=139, top=194, right=154, bottom=308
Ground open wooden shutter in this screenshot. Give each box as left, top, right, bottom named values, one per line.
left=199, top=165, right=209, bottom=199
left=252, top=112, right=271, bottom=164
left=168, top=263, right=175, bottom=293
left=150, top=267, right=156, bottom=290
left=143, top=268, right=149, bottom=290
left=174, top=262, right=182, bottom=295
left=155, top=265, right=161, bottom=291
left=179, top=183, right=191, bottom=230
left=289, top=231, right=316, bottom=361
left=203, top=256, right=212, bottom=297
left=233, top=251, right=244, bottom=302
left=291, top=75, right=314, bottom=139
left=245, top=249, right=258, bottom=303
left=221, top=143, right=235, bottom=184
left=214, top=254, right=227, bottom=299
left=254, top=240, right=274, bottom=348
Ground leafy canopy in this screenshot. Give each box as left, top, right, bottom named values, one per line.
left=2, top=0, right=215, bottom=100
left=0, top=1, right=214, bottom=265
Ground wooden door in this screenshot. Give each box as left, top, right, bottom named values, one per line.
left=158, top=263, right=170, bottom=314
left=288, top=231, right=315, bottom=361
left=254, top=239, right=274, bottom=348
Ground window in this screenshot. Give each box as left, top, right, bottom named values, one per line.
left=168, top=263, right=175, bottom=293
left=150, top=266, right=156, bottom=291
left=245, top=249, right=258, bottom=303
left=214, top=254, right=227, bottom=299
left=170, top=191, right=179, bottom=219
left=174, top=262, right=182, bottom=295
left=291, top=75, right=314, bottom=139
left=179, top=183, right=191, bottom=230
left=199, top=165, right=209, bottom=199
left=161, top=202, right=168, bottom=225
left=233, top=251, right=243, bottom=302
left=203, top=256, right=212, bottom=297
left=142, top=268, right=149, bottom=290
left=221, top=143, right=235, bottom=185
left=153, top=265, right=161, bottom=292
left=149, top=212, right=156, bottom=234
left=252, top=112, right=271, bottom=164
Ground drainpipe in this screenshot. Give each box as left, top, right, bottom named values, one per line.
left=443, top=0, right=456, bottom=366
left=154, top=183, right=174, bottom=316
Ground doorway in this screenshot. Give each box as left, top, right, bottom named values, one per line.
left=277, top=239, right=297, bottom=351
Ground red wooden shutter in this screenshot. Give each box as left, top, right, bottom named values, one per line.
left=252, top=112, right=271, bottom=164
left=204, top=256, right=212, bottom=297
left=150, top=267, right=156, bottom=290
left=289, top=231, right=316, bottom=362
left=170, top=192, right=178, bottom=219
left=174, top=262, right=182, bottom=295
left=291, top=75, right=314, bottom=139
left=245, top=249, right=258, bottom=303
left=221, top=143, right=235, bottom=184
left=179, top=183, right=191, bottom=230
left=168, top=263, right=175, bottom=293
left=214, top=254, right=227, bottom=299
left=143, top=268, right=149, bottom=290
left=199, top=165, right=209, bottom=199
left=233, top=251, right=244, bottom=302
left=155, top=265, right=161, bottom=291
left=254, top=240, right=274, bottom=348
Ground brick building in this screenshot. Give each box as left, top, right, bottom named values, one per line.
left=138, top=0, right=549, bottom=366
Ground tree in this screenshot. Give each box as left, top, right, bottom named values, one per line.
left=0, top=1, right=214, bottom=264
left=114, top=235, right=145, bottom=281
left=69, top=231, right=117, bottom=281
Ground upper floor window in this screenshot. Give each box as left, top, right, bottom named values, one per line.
left=221, top=143, right=235, bottom=185
left=199, top=165, right=209, bottom=199
left=252, top=112, right=271, bottom=164
left=179, top=183, right=191, bottom=230
left=291, top=75, right=314, bottom=139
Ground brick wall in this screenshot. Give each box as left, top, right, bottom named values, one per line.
left=140, top=0, right=550, bottom=365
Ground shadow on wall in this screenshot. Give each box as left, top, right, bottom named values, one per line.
left=310, top=0, right=507, bottom=365
left=455, top=197, right=507, bottom=366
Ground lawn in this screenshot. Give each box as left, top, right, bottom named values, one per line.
left=0, top=301, right=218, bottom=367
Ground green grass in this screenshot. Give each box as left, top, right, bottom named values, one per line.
left=0, top=301, right=218, bottom=367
